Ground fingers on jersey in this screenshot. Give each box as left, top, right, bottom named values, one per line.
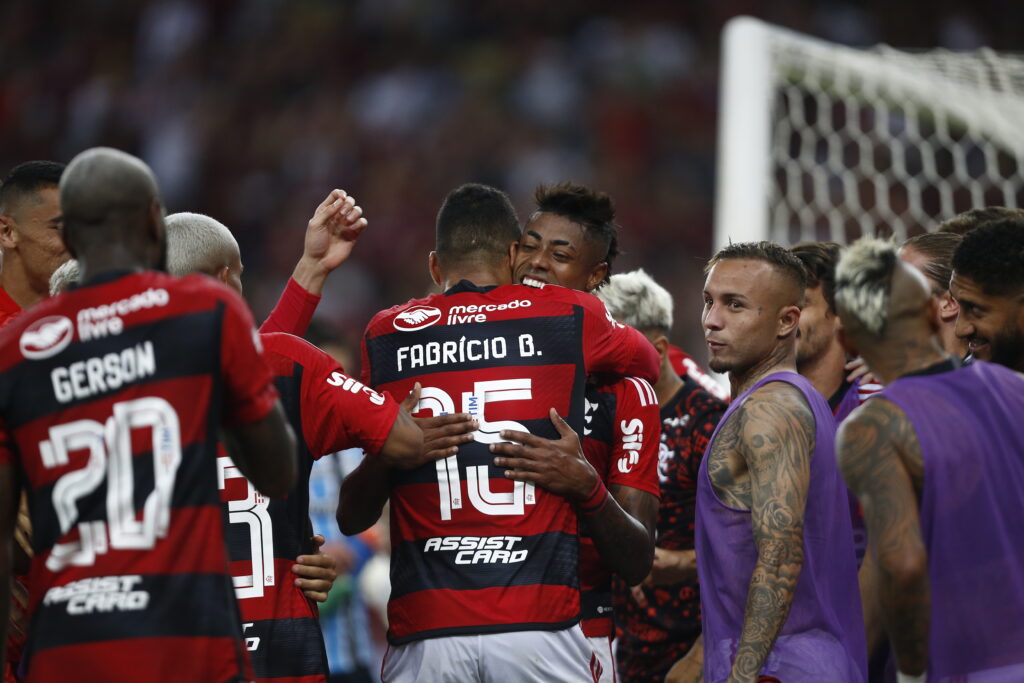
left=292, top=552, right=338, bottom=602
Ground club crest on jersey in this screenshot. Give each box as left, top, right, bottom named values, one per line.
left=19, top=315, right=74, bottom=360
left=394, top=305, right=442, bottom=332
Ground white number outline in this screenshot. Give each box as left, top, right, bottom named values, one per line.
left=41, top=397, right=182, bottom=572
left=217, top=456, right=275, bottom=599
left=423, top=379, right=536, bottom=521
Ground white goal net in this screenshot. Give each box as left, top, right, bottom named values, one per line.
left=714, top=16, right=1024, bottom=249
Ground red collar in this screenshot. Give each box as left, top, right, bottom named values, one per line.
left=0, top=286, right=23, bottom=327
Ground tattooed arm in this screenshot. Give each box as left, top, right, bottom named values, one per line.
left=728, top=383, right=814, bottom=682
left=837, top=398, right=928, bottom=677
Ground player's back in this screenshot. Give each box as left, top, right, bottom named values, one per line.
left=220, top=332, right=398, bottom=683
left=362, top=279, right=656, bottom=644
left=878, top=361, right=1024, bottom=681
left=0, top=271, right=262, bottom=683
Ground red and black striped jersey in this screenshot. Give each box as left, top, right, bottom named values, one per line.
left=361, top=279, right=659, bottom=644
left=578, top=377, right=660, bottom=638
left=668, top=344, right=729, bottom=402
left=0, top=270, right=278, bottom=683
left=222, top=332, right=399, bottom=683
left=613, top=374, right=726, bottom=682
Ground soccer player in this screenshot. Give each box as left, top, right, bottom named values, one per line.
left=0, top=160, right=68, bottom=683
left=949, top=218, right=1024, bottom=372
left=164, top=209, right=426, bottom=683
left=0, top=161, right=69, bottom=327
left=504, top=182, right=661, bottom=680
left=899, top=232, right=965, bottom=357
left=835, top=238, right=1024, bottom=682
left=356, top=183, right=659, bottom=682
left=595, top=269, right=727, bottom=683
left=0, top=147, right=297, bottom=682
left=697, top=242, right=865, bottom=682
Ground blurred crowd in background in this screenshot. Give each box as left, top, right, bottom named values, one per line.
left=1, top=0, right=1013, bottom=360
left=0, top=0, right=1011, bottom=675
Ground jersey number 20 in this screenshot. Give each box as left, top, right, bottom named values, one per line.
left=40, top=397, right=182, bottom=572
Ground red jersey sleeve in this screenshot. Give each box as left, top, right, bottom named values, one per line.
left=258, top=277, right=321, bottom=336
left=219, top=288, right=279, bottom=426
left=260, top=333, right=400, bottom=457
left=607, top=378, right=662, bottom=498
left=302, top=357, right=399, bottom=458
left=573, top=290, right=659, bottom=383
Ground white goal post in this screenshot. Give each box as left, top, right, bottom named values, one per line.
left=714, top=16, right=1024, bottom=249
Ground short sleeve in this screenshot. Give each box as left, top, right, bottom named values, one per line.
left=219, top=290, right=279, bottom=426
left=575, top=290, right=659, bottom=383
left=606, top=378, right=662, bottom=498
left=300, top=347, right=400, bottom=457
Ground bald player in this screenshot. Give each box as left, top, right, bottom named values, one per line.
left=835, top=238, right=1024, bottom=682
left=697, top=241, right=864, bottom=682
left=0, top=147, right=296, bottom=682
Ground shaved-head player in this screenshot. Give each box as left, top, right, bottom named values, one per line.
left=836, top=238, right=1024, bottom=682
left=697, top=241, right=864, bottom=682
left=0, top=147, right=297, bottom=682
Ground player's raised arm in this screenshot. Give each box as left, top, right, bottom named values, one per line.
left=837, top=398, right=929, bottom=677
left=728, top=384, right=813, bottom=681
left=260, top=188, right=367, bottom=335
left=290, top=189, right=367, bottom=297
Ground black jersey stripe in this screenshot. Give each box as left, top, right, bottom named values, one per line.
left=26, top=572, right=242, bottom=655
left=0, top=308, right=224, bottom=429
left=389, top=530, right=579, bottom=598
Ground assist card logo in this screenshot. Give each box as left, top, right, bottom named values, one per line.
left=20, top=316, right=74, bottom=360
left=394, top=305, right=442, bottom=332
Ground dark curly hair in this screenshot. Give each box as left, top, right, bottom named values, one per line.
left=532, top=181, right=618, bottom=284
left=952, top=218, right=1024, bottom=296
left=790, top=241, right=841, bottom=313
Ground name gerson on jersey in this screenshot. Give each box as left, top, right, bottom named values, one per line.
left=361, top=280, right=658, bottom=644
left=0, top=271, right=279, bottom=683
left=220, top=332, right=399, bottom=683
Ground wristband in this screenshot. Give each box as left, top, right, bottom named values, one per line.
left=897, top=672, right=926, bottom=683
left=577, top=478, right=609, bottom=515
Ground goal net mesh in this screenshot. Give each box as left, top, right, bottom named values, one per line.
left=765, top=35, right=1024, bottom=245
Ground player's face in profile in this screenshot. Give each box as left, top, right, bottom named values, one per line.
left=795, top=284, right=835, bottom=367
left=7, top=186, right=69, bottom=289
left=513, top=212, right=605, bottom=292
left=950, top=272, right=1024, bottom=369
left=702, top=259, right=782, bottom=374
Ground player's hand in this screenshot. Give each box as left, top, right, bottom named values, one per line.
left=845, top=356, right=878, bottom=385
left=293, top=189, right=367, bottom=295
left=490, top=408, right=598, bottom=501
left=645, top=547, right=697, bottom=586
left=664, top=644, right=704, bottom=683
left=386, top=383, right=476, bottom=469
left=293, top=534, right=338, bottom=602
